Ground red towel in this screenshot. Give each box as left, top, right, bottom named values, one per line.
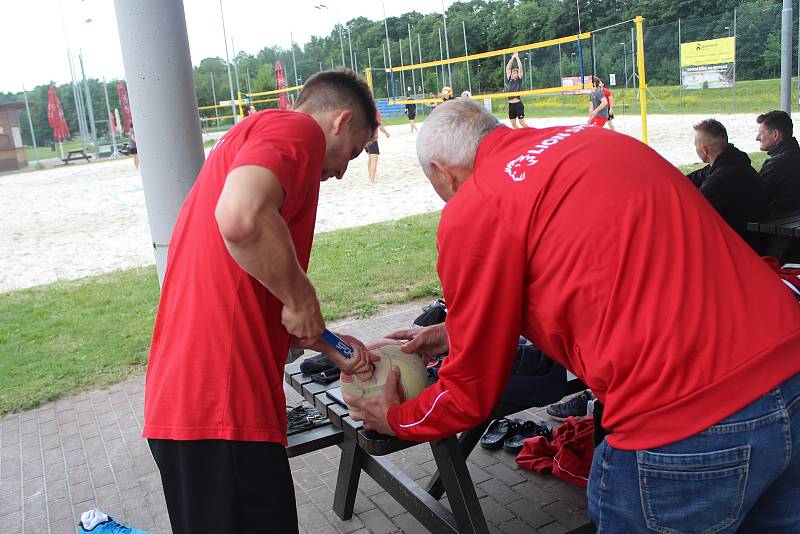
left=515, top=416, right=595, bottom=488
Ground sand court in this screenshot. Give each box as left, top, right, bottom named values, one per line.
left=0, top=112, right=772, bottom=292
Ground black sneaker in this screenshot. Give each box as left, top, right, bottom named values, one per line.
left=545, top=390, right=594, bottom=421
left=502, top=420, right=552, bottom=454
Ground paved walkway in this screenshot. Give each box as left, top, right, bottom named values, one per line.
left=0, top=303, right=590, bottom=533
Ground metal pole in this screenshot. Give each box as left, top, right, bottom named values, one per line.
left=347, top=26, right=354, bottom=69
left=635, top=16, right=648, bottom=144
left=408, top=24, right=417, bottom=96
left=246, top=67, right=252, bottom=96
left=338, top=23, right=346, bottom=66
left=231, top=36, right=242, bottom=99
left=441, top=0, right=452, bottom=87
left=382, top=42, right=390, bottom=98
left=382, top=2, right=395, bottom=98
left=354, top=52, right=358, bottom=74
left=576, top=0, right=585, bottom=87
left=102, top=78, right=120, bottom=157
left=218, top=0, right=237, bottom=122
left=290, top=32, right=299, bottom=86
left=58, top=4, right=87, bottom=151
left=678, top=19, right=682, bottom=108
left=210, top=73, right=219, bottom=127
left=21, top=85, right=40, bottom=167
left=591, top=34, right=597, bottom=76
left=417, top=34, right=425, bottom=94
left=438, top=28, right=445, bottom=88
left=462, top=20, right=472, bottom=94
left=399, top=38, right=406, bottom=94
left=732, top=8, right=737, bottom=111
left=559, top=43, right=564, bottom=108
left=79, top=51, right=99, bottom=159
left=70, top=53, right=89, bottom=153
left=528, top=52, right=532, bottom=90
left=622, top=42, right=628, bottom=93
left=780, top=0, right=792, bottom=112
left=114, top=0, right=206, bottom=285
left=631, top=26, right=637, bottom=113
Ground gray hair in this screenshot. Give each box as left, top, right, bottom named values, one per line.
left=416, top=99, right=500, bottom=176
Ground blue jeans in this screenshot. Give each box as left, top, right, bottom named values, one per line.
left=588, top=372, right=800, bottom=533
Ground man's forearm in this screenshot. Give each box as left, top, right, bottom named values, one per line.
left=222, top=207, right=315, bottom=308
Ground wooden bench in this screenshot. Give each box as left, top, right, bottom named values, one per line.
left=748, top=210, right=800, bottom=262
left=61, top=149, right=92, bottom=165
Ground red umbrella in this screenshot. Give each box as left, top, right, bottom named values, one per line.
left=275, top=61, right=291, bottom=110
left=117, top=81, right=133, bottom=133
left=47, top=86, right=70, bottom=142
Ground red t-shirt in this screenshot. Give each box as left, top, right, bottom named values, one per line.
left=387, top=124, right=800, bottom=450
left=602, top=87, right=612, bottom=112
left=143, top=110, right=325, bottom=444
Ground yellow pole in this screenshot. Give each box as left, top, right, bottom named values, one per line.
left=237, top=90, right=243, bottom=119
left=635, top=16, right=648, bottom=144
left=365, top=68, right=373, bottom=94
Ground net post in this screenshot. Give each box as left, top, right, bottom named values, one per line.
left=635, top=16, right=648, bottom=144
left=365, top=68, right=373, bottom=93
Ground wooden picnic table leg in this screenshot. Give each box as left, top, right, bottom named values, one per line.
left=426, top=420, right=492, bottom=499
left=429, top=436, right=490, bottom=534
left=766, top=234, right=795, bottom=263
left=332, top=435, right=364, bottom=520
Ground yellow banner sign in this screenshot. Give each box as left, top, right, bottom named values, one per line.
left=681, top=37, right=735, bottom=67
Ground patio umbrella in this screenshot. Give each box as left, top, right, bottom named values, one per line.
left=114, top=108, right=122, bottom=134
left=47, top=86, right=70, bottom=157
left=275, top=61, right=291, bottom=111
left=116, top=81, right=132, bottom=134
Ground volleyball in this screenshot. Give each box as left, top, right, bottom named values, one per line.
left=340, top=344, right=429, bottom=415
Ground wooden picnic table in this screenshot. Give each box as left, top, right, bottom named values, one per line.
left=748, top=210, right=800, bottom=263
left=285, top=361, right=593, bottom=534
left=61, top=148, right=92, bottom=165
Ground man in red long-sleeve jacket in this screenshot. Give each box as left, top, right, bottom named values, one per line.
left=347, top=99, right=800, bottom=532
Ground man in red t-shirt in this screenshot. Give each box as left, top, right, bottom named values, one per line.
left=347, top=99, right=800, bottom=531
left=143, top=70, right=378, bottom=534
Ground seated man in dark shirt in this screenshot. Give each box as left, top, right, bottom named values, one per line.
left=687, top=118, right=768, bottom=251
left=757, top=110, right=800, bottom=217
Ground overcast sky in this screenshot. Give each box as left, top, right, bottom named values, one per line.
left=0, top=0, right=454, bottom=94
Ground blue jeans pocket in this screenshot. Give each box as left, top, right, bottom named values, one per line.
left=637, top=446, right=750, bottom=534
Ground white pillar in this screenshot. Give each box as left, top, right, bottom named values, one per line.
left=114, top=0, right=206, bottom=285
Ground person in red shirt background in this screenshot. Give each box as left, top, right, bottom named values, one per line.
left=347, top=99, right=800, bottom=531
left=600, top=78, right=615, bottom=131
left=143, top=70, right=378, bottom=534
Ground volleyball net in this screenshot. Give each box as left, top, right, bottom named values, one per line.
left=367, top=16, right=649, bottom=143
left=197, top=17, right=649, bottom=143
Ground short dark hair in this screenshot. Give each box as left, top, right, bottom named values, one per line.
left=293, top=69, right=378, bottom=132
left=757, top=110, right=793, bottom=139
left=693, top=118, right=728, bottom=143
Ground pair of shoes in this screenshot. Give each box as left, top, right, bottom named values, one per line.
left=545, top=390, right=595, bottom=421
left=479, top=418, right=552, bottom=453
left=480, top=418, right=523, bottom=450
left=77, top=509, right=148, bottom=533
left=502, top=420, right=552, bottom=454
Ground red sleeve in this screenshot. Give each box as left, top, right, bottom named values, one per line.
left=386, top=192, right=525, bottom=441
left=229, top=112, right=325, bottom=220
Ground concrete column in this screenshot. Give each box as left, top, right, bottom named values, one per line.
left=114, top=0, right=205, bottom=286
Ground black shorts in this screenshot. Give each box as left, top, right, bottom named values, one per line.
left=129, top=146, right=138, bottom=154
left=508, top=101, right=525, bottom=119
left=608, top=112, right=615, bottom=121
left=149, top=439, right=298, bottom=534
left=407, top=108, right=417, bottom=120
left=365, top=140, right=380, bottom=155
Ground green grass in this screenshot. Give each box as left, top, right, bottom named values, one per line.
left=0, top=212, right=441, bottom=415
left=0, top=151, right=770, bottom=415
